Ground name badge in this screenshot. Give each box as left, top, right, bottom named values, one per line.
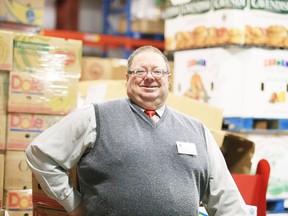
left=176, top=141, right=197, bottom=156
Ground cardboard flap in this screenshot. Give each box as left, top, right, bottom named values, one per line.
left=167, top=93, right=223, bottom=131
left=221, top=132, right=255, bottom=174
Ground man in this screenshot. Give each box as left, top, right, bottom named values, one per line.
left=26, top=46, right=249, bottom=215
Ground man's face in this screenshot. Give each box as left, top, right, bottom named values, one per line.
left=126, top=51, right=170, bottom=110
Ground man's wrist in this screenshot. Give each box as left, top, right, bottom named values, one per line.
left=59, top=188, right=82, bottom=213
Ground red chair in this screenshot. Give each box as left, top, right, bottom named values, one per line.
left=232, top=159, right=270, bottom=216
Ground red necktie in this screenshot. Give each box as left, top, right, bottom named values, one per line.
left=144, top=109, right=156, bottom=118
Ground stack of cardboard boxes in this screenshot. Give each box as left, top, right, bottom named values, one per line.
left=0, top=1, right=47, bottom=213
left=164, top=0, right=288, bottom=51
left=0, top=29, right=82, bottom=215
left=164, top=0, right=288, bottom=202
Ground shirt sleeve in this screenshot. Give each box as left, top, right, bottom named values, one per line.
left=202, top=126, right=249, bottom=216
left=25, top=104, right=97, bottom=213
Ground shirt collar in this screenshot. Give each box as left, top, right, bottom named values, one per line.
left=141, top=105, right=165, bottom=117
left=155, top=105, right=165, bottom=117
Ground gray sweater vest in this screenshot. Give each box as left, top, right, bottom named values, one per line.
left=77, top=98, right=209, bottom=216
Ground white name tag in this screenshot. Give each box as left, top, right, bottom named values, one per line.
left=176, top=141, right=197, bottom=155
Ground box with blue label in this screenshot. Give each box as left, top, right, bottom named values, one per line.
left=198, top=205, right=257, bottom=215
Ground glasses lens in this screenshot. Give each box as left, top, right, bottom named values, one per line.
left=135, top=70, right=146, bottom=77
left=152, top=70, right=164, bottom=78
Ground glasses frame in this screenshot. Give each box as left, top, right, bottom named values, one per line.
left=127, top=69, right=169, bottom=79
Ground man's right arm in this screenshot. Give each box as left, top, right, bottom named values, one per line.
left=25, top=104, right=97, bottom=212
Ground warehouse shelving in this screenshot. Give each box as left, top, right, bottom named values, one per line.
left=101, top=0, right=165, bottom=57
left=102, top=0, right=132, bottom=36
left=41, top=29, right=165, bottom=58
left=0, top=21, right=41, bottom=33
left=102, top=0, right=164, bottom=38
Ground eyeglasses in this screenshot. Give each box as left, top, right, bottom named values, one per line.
left=127, top=69, right=169, bottom=79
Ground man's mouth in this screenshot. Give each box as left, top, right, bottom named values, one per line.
left=142, top=85, right=158, bottom=88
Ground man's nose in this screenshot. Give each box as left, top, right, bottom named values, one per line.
left=145, top=71, right=155, bottom=79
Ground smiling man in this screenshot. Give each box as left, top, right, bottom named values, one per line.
left=126, top=46, right=171, bottom=111
left=26, top=46, right=249, bottom=216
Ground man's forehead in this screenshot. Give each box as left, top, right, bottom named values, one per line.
left=133, top=52, right=165, bottom=63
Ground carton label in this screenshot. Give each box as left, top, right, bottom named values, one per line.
left=10, top=74, right=44, bottom=93
left=7, top=113, right=63, bottom=150
left=7, top=190, right=33, bottom=210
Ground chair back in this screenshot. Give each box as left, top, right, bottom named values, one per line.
left=232, top=159, right=270, bottom=216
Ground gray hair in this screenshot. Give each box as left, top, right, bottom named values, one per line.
left=127, top=46, right=170, bottom=73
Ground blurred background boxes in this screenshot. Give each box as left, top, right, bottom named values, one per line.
left=173, top=47, right=288, bottom=119
left=80, top=56, right=127, bottom=81
left=0, top=30, right=13, bottom=71
left=0, top=72, right=9, bottom=112
left=0, top=0, right=45, bottom=26
left=0, top=113, right=6, bottom=150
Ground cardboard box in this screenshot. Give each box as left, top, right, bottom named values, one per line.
left=81, top=57, right=127, bottom=81
left=0, top=112, right=6, bottom=150
left=6, top=113, right=63, bottom=150
left=0, top=0, right=44, bottom=26
left=8, top=71, right=79, bottom=115
left=164, top=1, right=288, bottom=50
left=0, top=72, right=9, bottom=112
left=33, top=205, right=69, bottom=216
left=245, top=4, right=288, bottom=48
left=0, top=30, right=14, bottom=71
left=164, top=0, right=213, bottom=50
left=4, top=150, right=32, bottom=190
left=13, top=34, right=82, bottom=77
left=238, top=47, right=288, bottom=118
left=0, top=209, right=9, bottom=216
left=4, top=189, right=32, bottom=216
left=211, top=130, right=255, bottom=174
left=6, top=210, right=32, bottom=216
left=0, top=155, right=4, bottom=209
left=110, top=58, right=128, bottom=80
left=77, top=80, right=127, bottom=107
left=173, top=47, right=244, bottom=118
left=168, top=61, right=174, bottom=92
left=81, top=57, right=111, bottom=80
left=174, top=47, right=288, bottom=119
left=118, top=18, right=164, bottom=35
left=166, top=93, right=223, bottom=131
left=32, top=174, right=63, bottom=210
